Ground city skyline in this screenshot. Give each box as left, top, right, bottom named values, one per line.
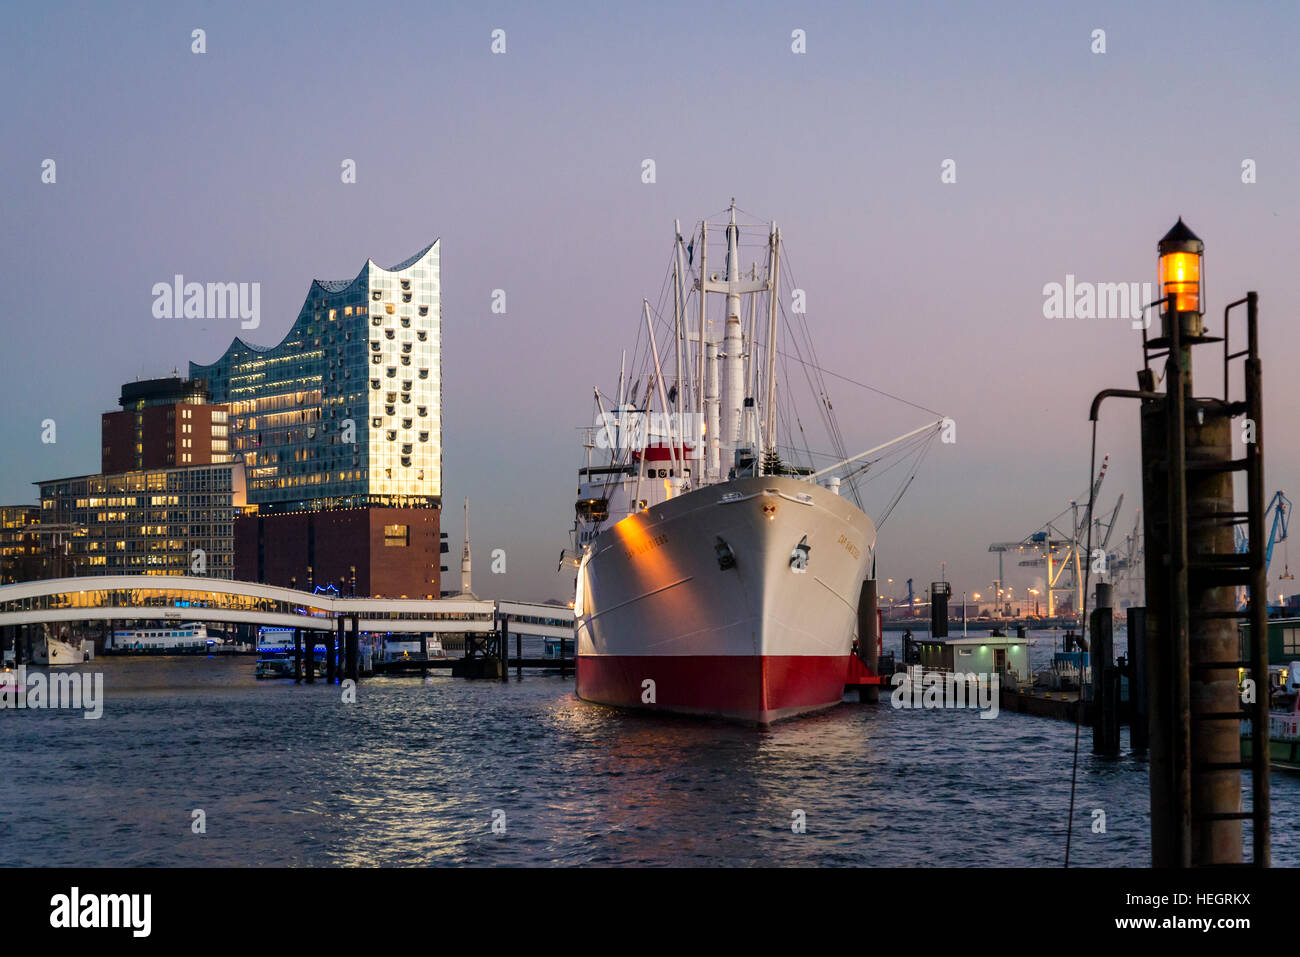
left=4, top=1, right=1300, bottom=602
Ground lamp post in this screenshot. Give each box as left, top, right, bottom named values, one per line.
left=962, top=590, right=967, bottom=636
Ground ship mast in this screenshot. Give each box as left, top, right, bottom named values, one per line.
left=762, top=223, right=781, bottom=470
left=696, top=201, right=778, bottom=482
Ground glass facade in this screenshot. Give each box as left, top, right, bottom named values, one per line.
left=189, top=241, right=442, bottom=513
left=37, top=462, right=245, bottom=578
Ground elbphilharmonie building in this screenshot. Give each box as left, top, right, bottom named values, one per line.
left=189, top=241, right=444, bottom=597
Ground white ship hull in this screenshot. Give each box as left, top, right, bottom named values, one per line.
left=575, top=475, right=876, bottom=724
left=34, top=636, right=84, bottom=666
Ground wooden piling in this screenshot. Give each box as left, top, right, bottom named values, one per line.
left=857, top=580, right=880, bottom=703
left=345, top=615, right=359, bottom=682
left=1128, top=606, right=1148, bottom=752
left=1091, top=583, right=1119, bottom=755
left=293, top=628, right=303, bottom=683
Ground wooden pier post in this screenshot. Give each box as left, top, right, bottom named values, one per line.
left=857, top=580, right=880, bottom=702
left=1128, top=606, right=1148, bottom=752
left=304, top=631, right=315, bottom=684
left=1091, top=583, right=1119, bottom=755
left=293, top=629, right=303, bottom=683
left=345, top=615, right=359, bottom=682
left=499, top=616, right=510, bottom=683
left=327, top=620, right=339, bottom=683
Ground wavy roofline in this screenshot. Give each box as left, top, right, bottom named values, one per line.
left=188, top=239, right=439, bottom=370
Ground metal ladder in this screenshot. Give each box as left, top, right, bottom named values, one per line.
left=1145, top=292, right=1270, bottom=866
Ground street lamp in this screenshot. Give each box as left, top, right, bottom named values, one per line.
left=962, top=590, right=967, bottom=636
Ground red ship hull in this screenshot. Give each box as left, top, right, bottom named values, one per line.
left=576, top=653, right=852, bottom=725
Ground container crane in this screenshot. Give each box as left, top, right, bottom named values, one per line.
left=1234, top=491, right=1292, bottom=597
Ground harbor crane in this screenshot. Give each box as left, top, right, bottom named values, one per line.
left=987, top=454, right=1123, bottom=617
left=1234, top=490, right=1292, bottom=606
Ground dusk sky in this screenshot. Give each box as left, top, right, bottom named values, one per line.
left=3, top=0, right=1299, bottom=603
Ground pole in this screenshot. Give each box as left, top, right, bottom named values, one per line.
left=1245, top=291, right=1271, bottom=865
left=1128, top=606, right=1148, bottom=752
left=345, top=615, right=358, bottom=682
left=500, top=615, right=510, bottom=683
left=1091, top=582, right=1117, bottom=755
left=762, top=224, right=780, bottom=468
left=304, top=630, right=315, bottom=683
left=293, top=628, right=303, bottom=683
left=330, top=617, right=341, bottom=683
left=858, top=580, right=880, bottom=703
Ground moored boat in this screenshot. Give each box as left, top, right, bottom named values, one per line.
left=1242, top=661, right=1300, bottom=771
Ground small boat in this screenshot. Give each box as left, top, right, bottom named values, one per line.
left=32, top=625, right=86, bottom=666
left=254, top=656, right=296, bottom=679
left=1242, top=661, right=1300, bottom=771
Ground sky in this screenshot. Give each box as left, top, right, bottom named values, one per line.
left=2, top=0, right=1299, bottom=604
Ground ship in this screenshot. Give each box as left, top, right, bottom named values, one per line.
left=32, top=624, right=86, bottom=666
left=569, top=203, right=942, bottom=724
left=1242, top=661, right=1300, bottom=771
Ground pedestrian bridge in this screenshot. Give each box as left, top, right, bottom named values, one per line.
left=0, top=576, right=573, bottom=636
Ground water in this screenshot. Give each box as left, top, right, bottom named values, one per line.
left=4, top=635, right=1298, bottom=867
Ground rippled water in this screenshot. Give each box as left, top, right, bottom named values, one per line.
left=3, top=632, right=1298, bottom=867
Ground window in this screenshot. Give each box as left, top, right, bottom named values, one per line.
left=1285, top=628, right=1300, bottom=657
left=402, top=418, right=413, bottom=429
left=372, top=291, right=382, bottom=301
left=418, top=369, right=429, bottom=379
left=372, top=316, right=382, bottom=326
left=418, top=306, right=428, bottom=317
left=417, top=331, right=427, bottom=341
left=371, top=342, right=381, bottom=352
left=402, top=293, right=412, bottom=303
left=400, top=279, right=410, bottom=291
left=371, top=355, right=382, bottom=365
left=384, top=524, right=409, bottom=547
left=400, top=317, right=410, bottom=328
